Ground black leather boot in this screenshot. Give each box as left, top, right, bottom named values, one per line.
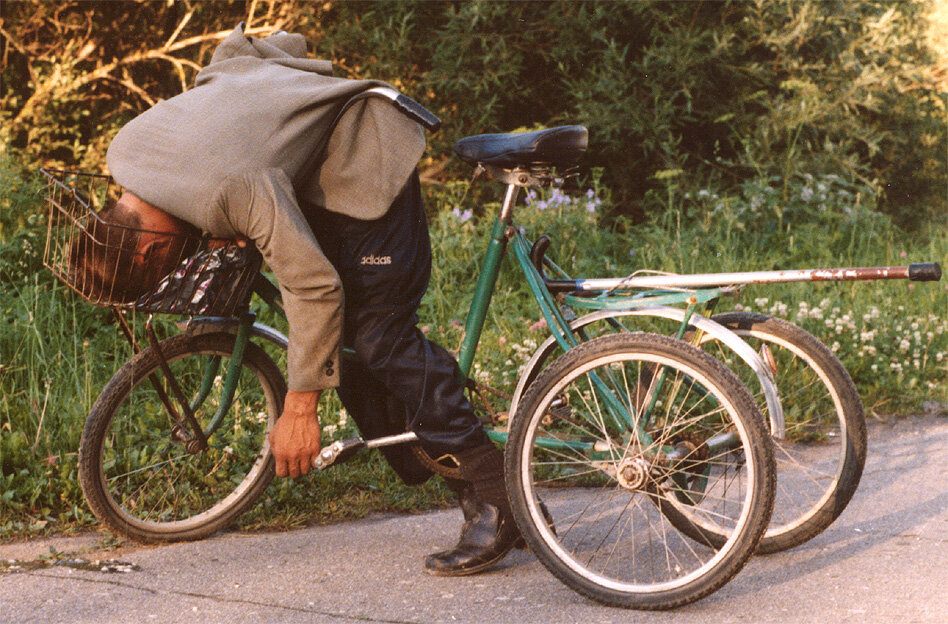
left=424, top=445, right=521, bottom=576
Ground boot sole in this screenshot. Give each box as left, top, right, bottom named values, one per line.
left=423, top=543, right=517, bottom=577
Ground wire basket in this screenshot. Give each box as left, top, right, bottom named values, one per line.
left=41, top=169, right=261, bottom=317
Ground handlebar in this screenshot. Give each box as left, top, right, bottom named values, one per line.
left=364, top=86, right=442, bottom=132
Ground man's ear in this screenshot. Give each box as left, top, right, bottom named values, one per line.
left=135, top=233, right=164, bottom=266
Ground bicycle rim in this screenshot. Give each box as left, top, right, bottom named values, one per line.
left=80, top=333, right=282, bottom=541
left=507, top=334, right=773, bottom=609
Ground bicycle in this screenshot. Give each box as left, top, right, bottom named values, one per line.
left=41, top=112, right=942, bottom=608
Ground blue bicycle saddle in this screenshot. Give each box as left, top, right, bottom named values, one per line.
left=454, top=126, right=588, bottom=170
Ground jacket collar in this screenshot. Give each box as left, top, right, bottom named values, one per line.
left=210, top=22, right=309, bottom=64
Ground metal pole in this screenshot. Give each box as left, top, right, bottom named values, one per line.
left=576, top=263, right=941, bottom=291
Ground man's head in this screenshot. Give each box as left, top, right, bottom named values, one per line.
left=69, top=192, right=196, bottom=303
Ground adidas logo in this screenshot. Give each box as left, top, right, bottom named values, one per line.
left=360, top=254, right=392, bottom=266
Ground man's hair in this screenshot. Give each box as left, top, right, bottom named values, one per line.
left=69, top=202, right=146, bottom=303
left=68, top=202, right=197, bottom=303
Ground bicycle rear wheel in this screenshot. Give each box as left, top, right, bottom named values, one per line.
left=689, top=312, right=867, bottom=553
left=78, top=332, right=285, bottom=542
left=505, top=333, right=774, bottom=609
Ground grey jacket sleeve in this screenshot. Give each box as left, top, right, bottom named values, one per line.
left=208, top=168, right=342, bottom=392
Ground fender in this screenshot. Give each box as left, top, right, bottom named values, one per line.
left=175, top=317, right=361, bottom=369
left=176, top=317, right=289, bottom=350
left=509, top=307, right=785, bottom=440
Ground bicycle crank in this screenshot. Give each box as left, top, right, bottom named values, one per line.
left=312, top=431, right=420, bottom=470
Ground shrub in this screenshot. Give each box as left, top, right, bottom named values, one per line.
left=2, top=1, right=944, bottom=225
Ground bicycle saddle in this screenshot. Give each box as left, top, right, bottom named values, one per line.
left=454, top=125, right=588, bottom=170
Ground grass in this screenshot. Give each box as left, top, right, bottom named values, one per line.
left=1, top=169, right=945, bottom=540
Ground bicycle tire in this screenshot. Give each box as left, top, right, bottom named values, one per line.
left=505, top=333, right=775, bottom=609
left=78, top=332, right=285, bottom=543
left=679, top=312, right=867, bottom=553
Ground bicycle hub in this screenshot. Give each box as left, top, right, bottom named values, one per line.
left=616, top=457, right=650, bottom=490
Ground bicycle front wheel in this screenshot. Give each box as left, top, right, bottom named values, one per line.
left=78, top=332, right=285, bottom=542
left=505, top=333, right=775, bottom=609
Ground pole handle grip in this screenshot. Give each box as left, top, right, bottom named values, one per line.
left=908, top=263, right=942, bottom=282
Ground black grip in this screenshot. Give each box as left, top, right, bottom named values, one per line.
left=908, top=263, right=942, bottom=282
left=528, top=235, right=579, bottom=294
left=530, top=235, right=552, bottom=274
left=394, top=94, right=442, bottom=132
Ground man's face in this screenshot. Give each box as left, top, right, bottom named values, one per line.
left=132, top=218, right=193, bottom=296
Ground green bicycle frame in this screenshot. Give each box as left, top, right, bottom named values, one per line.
left=449, top=185, right=714, bottom=455
left=177, top=180, right=743, bottom=475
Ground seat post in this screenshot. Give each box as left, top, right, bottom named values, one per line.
left=499, top=182, right=520, bottom=221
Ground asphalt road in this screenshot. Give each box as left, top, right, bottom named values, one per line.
left=1, top=416, right=946, bottom=624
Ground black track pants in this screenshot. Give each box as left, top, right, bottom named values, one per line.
left=307, top=173, right=489, bottom=483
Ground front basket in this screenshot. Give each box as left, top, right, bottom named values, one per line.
left=41, top=169, right=261, bottom=317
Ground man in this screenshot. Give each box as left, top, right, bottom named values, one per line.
left=96, top=24, right=519, bottom=575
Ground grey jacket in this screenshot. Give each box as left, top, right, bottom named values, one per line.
left=106, top=24, right=426, bottom=391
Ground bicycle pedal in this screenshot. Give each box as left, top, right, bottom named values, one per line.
left=312, top=438, right=365, bottom=470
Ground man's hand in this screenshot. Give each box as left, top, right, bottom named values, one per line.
left=269, top=390, right=322, bottom=478
left=206, top=236, right=249, bottom=250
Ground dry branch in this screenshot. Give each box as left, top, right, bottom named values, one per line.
left=4, top=1, right=297, bottom=157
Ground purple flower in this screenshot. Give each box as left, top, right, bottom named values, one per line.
left=452, top=206, right=473, bottom=222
